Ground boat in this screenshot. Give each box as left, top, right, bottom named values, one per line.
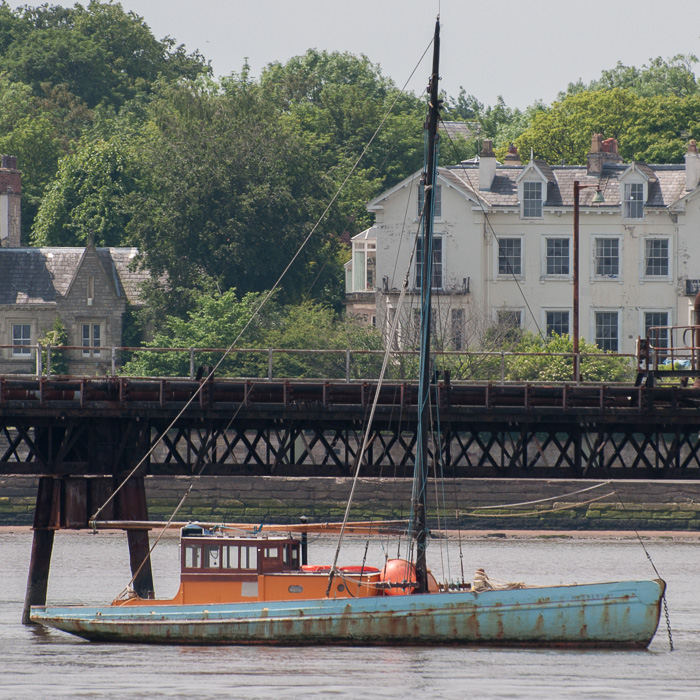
left=30, top=18, right=667, bottom=647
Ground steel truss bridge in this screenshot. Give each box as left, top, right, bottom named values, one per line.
left=3, top=376, right=700, bottom=480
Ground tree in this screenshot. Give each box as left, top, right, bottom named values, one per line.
left=121, top=288, right=276, bottom=377
left=31, top=134, right=138, bottom=246
left=120, top=288, right=383, bottom=378
left=516, top=89, right=700, bottom=165
left=505, top=333, right=633, bottom=383
left=38, top=316, right=69, bottom=375
left=259, top=50, right=425, bottom=231
left=1, top=1, right=208, bottom=108
left=563, top=54, right=699, bottom=99
left=124, top=78, right=344, bottom=316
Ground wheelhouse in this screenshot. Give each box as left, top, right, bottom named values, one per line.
left=180, top=525, right=301, bottom=575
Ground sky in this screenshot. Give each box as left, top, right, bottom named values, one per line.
left=8, top=0, right=700, bottom=108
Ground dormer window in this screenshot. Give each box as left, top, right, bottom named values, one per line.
left=418, top=183, right=442, bottom=219
left=522, top=181, right=543, bottom=218
left=624, top=182, right=644, bottom=219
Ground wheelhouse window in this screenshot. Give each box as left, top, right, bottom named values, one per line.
left=595, top=311, right=619, bottom=352
left=546, top=311, right=569, bottom=337
left=498, top=238, right=522, bottom=276
left=595, top=238, right=619, bottom=277
left=12, top=324, right=31, bottom=356
left=82, top=323, right=101, bottom=357
left=522, top=181, right=543, bottom=218
left=184, top=544, right=202, bottom=569
left=644, top=239, right=669, bottom=277
left=415, top=236, right=443, bottom=289
left=418, top=183, right=442, bottom=219
left=545, top=238, right=569, bottom=275
left=623, top=182, right=644, bottom=219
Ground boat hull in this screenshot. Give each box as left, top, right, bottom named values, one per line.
left=31, top=579, right=665, bottom=647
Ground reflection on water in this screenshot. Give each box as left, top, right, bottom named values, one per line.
left=0, top=531, right=698, bottom=699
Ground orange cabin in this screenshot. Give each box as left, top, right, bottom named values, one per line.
left=118, top=525, right=382, bottom=606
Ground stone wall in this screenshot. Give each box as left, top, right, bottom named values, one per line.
left=3, top=476, right=700, bottom=530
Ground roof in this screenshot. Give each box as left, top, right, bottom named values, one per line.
left=0, top=246, right=148, bottom=305
left=443, top=162, right=688, bottom=209
left=351, top=227, right=377, bottom=241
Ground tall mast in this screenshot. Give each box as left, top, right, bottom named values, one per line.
left=413, top=17, right=441, bottom=594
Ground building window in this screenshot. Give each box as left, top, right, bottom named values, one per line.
left=545, top=238, right=569, bottom=275
left=595, top=312, right=619, bottom=352
left=418, top=183, right=442, bottom=219
left=352, top=241, right=376, bottom=292
left=82, top=323, right=101, bottom=357
left=623, top=182, right=644, bottom=219
left=644, top=239, right=669, bottom=277
left=496, top=309, right=522, bottom=328
left=498, top=238, right=522, bottom=276
left=595, top=238, right=619, bottom=277
left=12, top=324, right=31, bottom=356
left=87, top=275, right=94, bottom=305
left=644, top=312, right=669, bottom=351
left=451, top=309, right=465, bottom=350
left=415, top=236, right=443, bottom=289
left=546, top=311, right=569, bottom=337
left=522, top=181, right=542, bottom=218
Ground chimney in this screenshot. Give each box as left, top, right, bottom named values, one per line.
left=0, top=155, right=21, bottom=247
left=479, top=139, right=497, bottom=190
left=504, top=142, right=521, bottom=166
left=586, top=133, right=622, bottom=176
left=686, top=139, right=700, bottom=191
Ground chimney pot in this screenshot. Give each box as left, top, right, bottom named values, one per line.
left=686, top=140, right=700, bottom=191
left=478, top=140, right=497, bottom=190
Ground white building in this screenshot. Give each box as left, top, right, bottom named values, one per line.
left=345, top=135, right=700, bottom=356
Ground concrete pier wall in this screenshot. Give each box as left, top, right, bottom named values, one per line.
left=2, top=476, right=700, bottom=530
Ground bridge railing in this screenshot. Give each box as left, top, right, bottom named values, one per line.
left=0, top=344, right=637, bottom=384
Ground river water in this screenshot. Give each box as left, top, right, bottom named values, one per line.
left=0, top=530, right=697, bottom=699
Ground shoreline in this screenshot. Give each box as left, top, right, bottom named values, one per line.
left=3, top=525, right=700, bottom=541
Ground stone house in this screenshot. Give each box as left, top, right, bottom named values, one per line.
left=345, top=136, right=700, bottom=357
left=0, top=156, right=149, bottom=375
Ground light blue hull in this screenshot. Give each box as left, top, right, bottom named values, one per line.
left=31, top=579, right=665, bottom=647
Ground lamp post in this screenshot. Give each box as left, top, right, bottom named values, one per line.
left=572, top=181, right=604, bottom=382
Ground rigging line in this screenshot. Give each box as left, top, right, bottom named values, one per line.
left=427, top=389, right=450, bottom=582
left=437, top=117, right=545, bottom=340
left=460, top=491, right=616, bottom=517
left=90, top=38, right=437, bottom=527
left=596, top=444, right=674, bottom=650
left=113, top=484, right=194, bottom=602
left=327, top=253, right=418, bottom=593
left=468, top=480, right=613, bottom=510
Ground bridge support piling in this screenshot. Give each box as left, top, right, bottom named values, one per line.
left=22, top=477, right=59, bottom=625
left=117, top=477, right=154, bottom=599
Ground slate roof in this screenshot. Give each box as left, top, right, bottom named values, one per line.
left=0, top=247, right=148, bottom=306
left=443, top=162, right=688, bottom=210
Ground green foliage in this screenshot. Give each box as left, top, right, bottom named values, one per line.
left=123, top=78, right=344, bottom=315
left=38, top=316, right=69, bottom=375
left=517, top=88, right=700, bottom=165
left=120, top=289, right=383, bottom=378
left=31, top=134, right=138, bottom=246
left=505, top=333, right=634, bottom=383
left=1, top=1, right=208, bottom=108
left=121, top=288, right=275, bottom=377
left=563, top=54, right=699, bottom=99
